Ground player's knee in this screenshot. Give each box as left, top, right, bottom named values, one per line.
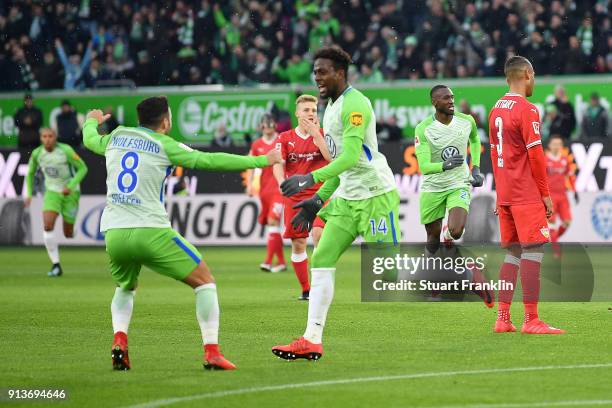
left=43, top=224, right=54, bottom=232
left=292, top=238, right=307, bottom=253
left=183, top=262, right=214, bottom=288
left=312, top=227, right=323, bottom=246
left=449, top=226, right=464, bottom=240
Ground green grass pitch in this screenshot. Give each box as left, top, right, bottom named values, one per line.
left=1, top=246, right=611, bottom=408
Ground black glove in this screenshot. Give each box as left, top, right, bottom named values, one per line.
left=470, top=165, right=484, bottom=187
left=291, top=194, right=324, bottom=233
left=280, top=173, right=315, bottom=197
left=574, top=191, right=579, bottom=204
left=442, top=155, right=464, bottom=171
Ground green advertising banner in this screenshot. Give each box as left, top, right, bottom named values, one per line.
left=0, top=76, right=610, bottom=147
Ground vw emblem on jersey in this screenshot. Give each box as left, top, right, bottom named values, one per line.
left=325, top=134, right=337, bottom=159
left=288, top=152, right=298, bottom=162
left=591, top=194, right=612, bottom=240
left=441, top=146, right=460, bottom=160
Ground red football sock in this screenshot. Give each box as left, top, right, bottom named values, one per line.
left=520, top=253, right=542, bottom=322
left=497, top=302, right=511, bottom=322
left=291, top=252, right=310, bottom=292
left=498, top=254, right=520, bottom=305
left=272, top=232, right=285, bottom=265
left=264, top=232, right=275, bottom=264
left=557, top=224, right=568, bottom=238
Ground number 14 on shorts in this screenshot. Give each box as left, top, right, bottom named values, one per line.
left=369, top=218, right=388, bottom=237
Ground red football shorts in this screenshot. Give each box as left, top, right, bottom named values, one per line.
left=550, top=194, right=572, bottom=223
left=283, top=198, right=326, bottom=239
left=498, top=202, right=550, bottom=247
left=258, top=192, right=283, bottom=225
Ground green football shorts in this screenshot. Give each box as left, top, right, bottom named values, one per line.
left=317, top=189, right=400, bottom=244
left=419, top=187, right=470, bottom=225
left=104, top=228, right=202, bottom=290
left=43, top=190, right=80, bottom=224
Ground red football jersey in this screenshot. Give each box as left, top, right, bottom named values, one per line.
left=489, top=93, right=547, bottom=206
left=250, top=136, right=279, bottom=196
left=546, top=153, right=572, bottom=196
left=277, top=127, right=327, bottom=200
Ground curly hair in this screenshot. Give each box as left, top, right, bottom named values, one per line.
left=313, top=46, right=352, bottom=75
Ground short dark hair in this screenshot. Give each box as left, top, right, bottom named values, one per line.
left=137, top=96, right=169, bottom=129
left=61, top=99, right=71, bottom=106
left=504, top=55, right=532, bottom=79
left=430, top=84, right=449, bottom=98
left=549, top=133, right=564, bottom=141
left=313, top=46, right=352, bottom=75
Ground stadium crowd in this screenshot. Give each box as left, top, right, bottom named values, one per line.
left=0, top=0, right=611, bottom=91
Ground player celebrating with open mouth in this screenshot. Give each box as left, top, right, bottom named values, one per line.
left=24, top=128, right=88, bottom=277
left=271, top=46, right=400, bottom=361
left=273, top=94, right=332, bottom=300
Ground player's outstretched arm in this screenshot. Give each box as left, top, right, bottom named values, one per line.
left=83, top=111, right=112, bottom=155
left=316, top=176, right=340, bottom=201
left=24, top=147, right=41, bottom=205
left=468, top=116, right=484, bottom=187
left=163, top=138, right=281, bottom=171
left=60, top=144, right=88, bottom=191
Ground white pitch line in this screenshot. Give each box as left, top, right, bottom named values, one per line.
left=435, top=400, right=612, bottom=408
left=126, top=363, right=612, bottom=408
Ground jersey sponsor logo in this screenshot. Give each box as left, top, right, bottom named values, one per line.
left=178, top=143, right=194, bottom=152
left=349, top=112, right=364, bottom=126
left=591, top=194, right=612, bottom=240
left=44, top=166, right=60, bottom=178
left=441, top=146, right=460, bottom=160
left=72, top=153, right=81, bottom=161
left=532, top=122, right=540, bottom=135
left=325, top=134, right=337, bottom=159
left=288, top=152, right=298, bottom=162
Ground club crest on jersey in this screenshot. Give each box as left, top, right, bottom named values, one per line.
left=441, top=146, right=460, bottom=160
left=591, top=194, right=612, bottom=239
left=532, top=122, right=540, bottom=135
left=325, top=133, right=337, bottom=159
left=350, top=112, right=363, bottom=126
left=540, top=226, right=550, bottom=239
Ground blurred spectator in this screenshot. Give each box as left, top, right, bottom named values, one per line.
left=358, top=63, right=384, bottom=83
left=55, top=39, right=93, bottom=90
left=98, top=106, right=120, bottom=135
left=14, top=94, right=42, bottom=149
left=0, top=0, right=611, bottom=91
left=377, top=115, right=403, bottom=143
left=580, top=93, right=609, bottom=138
left=551, top=86, right=577, bottom=139
left=211, top=124, right=233, bottom=148
left=541, top=105, right=564, bottom=141
left=34, top=51, right=64, bottom=90
left=54, top=100, right=81, bottom=147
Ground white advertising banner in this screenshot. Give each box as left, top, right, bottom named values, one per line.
left=2, top=192, right=612, bottom=246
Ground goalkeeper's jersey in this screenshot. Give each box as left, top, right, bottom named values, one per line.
left=82, top=118, right=268, bottom=232
left=414, top=112, right=478, bottom=193
left=322, top=86, right=396, bottom=200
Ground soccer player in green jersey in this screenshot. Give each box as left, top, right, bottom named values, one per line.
left=83, top=96, right=281, bottom=371
left=415, top=85, right=484, bottom=253
left=271, top=46, right=400, bottom=361
left=24, top=128, right=88, bottom=277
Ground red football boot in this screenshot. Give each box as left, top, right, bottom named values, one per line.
left=112, top=331, right=130, bottom=371
left=272, top=337, right=323, bottom=361
left=204, top=344, right=237, bottom=370
left=521, top=319, right=566, bottom=334
left=494, top=319, right=517, bottom=333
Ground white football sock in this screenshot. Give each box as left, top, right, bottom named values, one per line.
left=303, top=268, right=335, bottom=344
left=111, top=287, right=135, bottom=334
left=195, top=283, right=219, bottom=345
left=43, top=230, right=60, bottom=264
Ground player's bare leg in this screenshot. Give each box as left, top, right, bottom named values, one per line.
left=495, top=245, right=521, bottom=332
left=183, top=261, right=237, bottom=370
left=446, top=207, right=467, bottom=242
left=519, top=245, right=565, bottom=334
left=291, top=237, right=310, bottom=300
left=63, top=220, right=74, bottom=238
left=425, top=219, right=442, bottom=254
left=312, top=226, right=323, bottom=246
left=43, top=211, right=62, bottom=277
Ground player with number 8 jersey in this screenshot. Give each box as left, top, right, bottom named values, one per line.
left=83, top=96, right=282, bottom=371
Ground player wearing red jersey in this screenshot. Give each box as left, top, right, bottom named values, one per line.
left=489, top=56, right=564, bottom=335
left=546, top=134, right=577, bottom=252
left=247, top=115, right=286, bottom=273
left=273, top=95, right=332, bottom=300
